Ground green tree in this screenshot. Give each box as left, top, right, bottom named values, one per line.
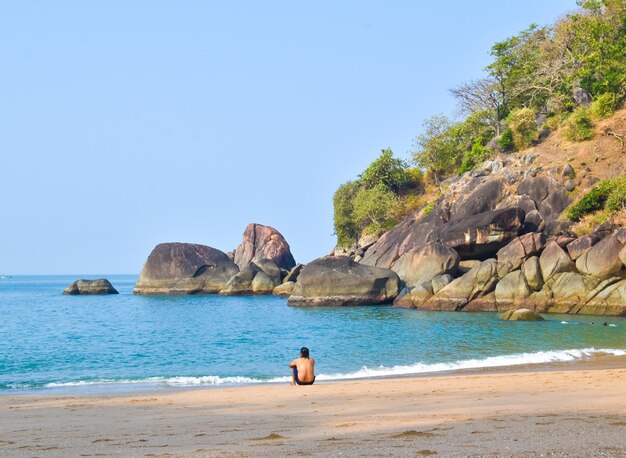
left=333, top=181, right=360, bottom=247
left=412, top=114, right=460, bottom=182
left=359, top=149, right=410, bottom=193
left=506, top=108, right=538, bottom=150
left=352, top=184, right=398, bottom=235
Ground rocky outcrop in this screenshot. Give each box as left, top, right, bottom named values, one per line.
left=134, top=243, right=239, bottom=295
left=233, top=224, right=296, bottom=270
left=288, top=256, right=400, bottom=306
left=501, top=308, right=544, bottom=321
left=497, top=233, right=545, bottom=271
left=64, top=279, right=118, bottom=295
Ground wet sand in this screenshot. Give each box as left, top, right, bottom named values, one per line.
left=2, top=366, right=626, bottom=457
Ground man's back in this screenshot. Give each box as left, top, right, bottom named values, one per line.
left=290, top=357, right=315, bottom=384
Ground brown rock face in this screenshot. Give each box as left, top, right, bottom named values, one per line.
left=288, top=256, right=400, bottom=306
left=64, top=279, right=118, bottom=295
left=134, top=243, right=239, bottom=295
left=233, top=224, right=296, bottom=270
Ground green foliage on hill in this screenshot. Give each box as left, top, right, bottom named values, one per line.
left=567, top=176, right=626, bottom=220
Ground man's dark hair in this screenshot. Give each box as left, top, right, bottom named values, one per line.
left=300, top=347, right=310, bottom=358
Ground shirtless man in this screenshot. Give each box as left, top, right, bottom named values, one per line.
left=289, top=347, right=315, bottom=385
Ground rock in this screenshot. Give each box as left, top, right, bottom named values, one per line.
left=253, top=259, right=282, bottom=285
left=495, top=270, right=532, bottom=306
left=360, top=206, right=446, bottom=269
left=522, top=256, right=543, bottom=291
left=64, top=279, right=118, bottom=295
left=539, top=241, right=575, bottom=282
left=134, top=243, right=239, bottom=295
left=360, top=177, right=505, bottom=269
left=420, top=259, right=501, bottom=311
left=573, top=86, right=592, bottom=107
left=496, top=233, right=545, bottom=271
left=251, top=270, right=275, bottom=295
left=358, top=233, right=379, bottom=251
left=523, top=209, right=545, bottom=232
left=580, top=279, right=626, bottom=316
left=283, top=264, right=304, bottom=283
left=501, top=309, right=544, bottom=321
left=539, top=272, right=601, bottom=314
left=576, top=232, right=626, bottom=279
left=391, top=242, right=459, bottom=288
left=458, top=260, right=481, bottom=274
left=288, top=256, right=400, bottom=306
left=564, top=179, right=576, bottom=192
left=431, top=274, right=453, bottom=294
left=393, top=283, right=433, bottom=308
left=562, top=163, right=575, bottom=178
left=219, top=260, right=282, bottom=296
left=219, top=263, right=261, bottom=296
left=516, top=176, right=570, bottom=223
left=434, top=207, right=525, bottom=259
left=566, top=234, right=599, bottom=260
left=273, top=281, right=295, bottom=297
left=233, top=223, right=296, bottom=270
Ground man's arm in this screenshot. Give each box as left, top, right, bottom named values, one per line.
left=289, top=359, right=297, bottom=368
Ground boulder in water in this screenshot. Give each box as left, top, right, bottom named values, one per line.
left=288, top=256, right=400, bottom=306
left=134, top=243, right=239, bottom=295
left=233, top=223, right=296, bottom=270
left=501, top=308, right=544, bottom=321
left=64, top=279, right=118, bottom=295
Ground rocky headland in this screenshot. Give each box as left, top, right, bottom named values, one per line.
left=132, top=112, right=626, bottom=316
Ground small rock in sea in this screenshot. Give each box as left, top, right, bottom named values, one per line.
left=64, top=279, right=119, bottom=295
left=500, top=308, right=544, bottom=321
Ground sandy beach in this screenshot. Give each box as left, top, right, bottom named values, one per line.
left=2, top=365, right=626, bottom=457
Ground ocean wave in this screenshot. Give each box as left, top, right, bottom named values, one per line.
left=3, top=347, right=620, bottom=392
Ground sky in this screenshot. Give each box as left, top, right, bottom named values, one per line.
left=0, top=0, right=577, bottom=275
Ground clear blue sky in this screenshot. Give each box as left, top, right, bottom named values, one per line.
left=0, top=1, right=576, bottom=274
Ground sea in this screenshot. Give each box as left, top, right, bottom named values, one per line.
left=1, top=275, right=625, bottom=394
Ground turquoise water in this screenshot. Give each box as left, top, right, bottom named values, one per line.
left=1, top=275, right=625, bottom=393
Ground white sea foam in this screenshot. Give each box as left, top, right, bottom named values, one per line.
left=36, top=347, right=626, bottom=391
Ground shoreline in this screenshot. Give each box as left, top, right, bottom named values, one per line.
left=2, top=362, right=626, bottom=456
left=5, top=351, right=626, bottom=397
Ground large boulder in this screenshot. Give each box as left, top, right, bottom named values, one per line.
left=64, top=279, right=118, bottom=295
left=576, top=232, right=626, bottom=279
left=495, top=270, right=532, bottom=307
left=288, top=256, right=400, bottom=306
left=539, top=241, right=575, bottom=282
left=521, top=256, right=543, bottom=291
left=434, top=207, right=525, bottom=259
left=360, top=177, right=505, bottom=269
left=496, top=233, right=545, bottom=270
left=566, top=234, right=599, bottom=260
left=134, top=243, right=239, bottom=295
left=391, top=242, right=459, bottom=288
left=233, top=223, right=296, bottom=270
